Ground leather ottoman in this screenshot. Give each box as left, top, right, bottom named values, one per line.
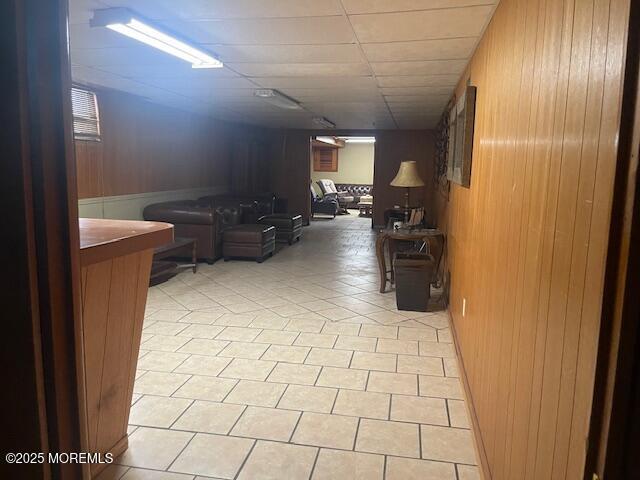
left=223, top=224, right=276, bottom=263
left=258, top=214, right=303, bottom=245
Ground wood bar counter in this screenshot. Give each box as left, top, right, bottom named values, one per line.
left=79, top=218, right=173, bottom=477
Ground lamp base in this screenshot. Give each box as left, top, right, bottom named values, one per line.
left=404, top=188, right=410, bottom=224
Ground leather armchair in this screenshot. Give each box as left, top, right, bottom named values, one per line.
left=311, top=186, right=338, bottom=218
left=316, top=179, right=354, bottom=212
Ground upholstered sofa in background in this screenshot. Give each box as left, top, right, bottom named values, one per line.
left=334, top=184, right=373, bottom=208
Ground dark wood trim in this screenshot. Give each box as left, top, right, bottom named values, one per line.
left=1, top=0, right=88, bottom=478
left=587, top=1, right=640, bottom=477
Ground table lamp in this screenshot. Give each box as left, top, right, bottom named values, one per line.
left=390, top=160, right=425, bottom=224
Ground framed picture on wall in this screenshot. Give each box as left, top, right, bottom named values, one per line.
left=447, top=85, right=476, bottom=188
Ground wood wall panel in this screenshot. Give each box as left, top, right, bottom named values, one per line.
left=270, top=131, right=313, bottom=220
left=433, top=0, right=631, bottom=478
left=75, top=140, right=104, bottom=199
left=74, top=89, right=242, bottom=199
left=373, top=130, right=435, bottom=226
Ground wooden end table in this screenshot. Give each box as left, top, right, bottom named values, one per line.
left=375, top=228, right=444, bottom=293
left=358, top=202, right=373, bottom=217
left=153, top=237, right=198, bottom=273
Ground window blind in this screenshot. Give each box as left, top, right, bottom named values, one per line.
left=71, top=87, right=100, bottom=141
left=313, top=147, right=338, bottom=172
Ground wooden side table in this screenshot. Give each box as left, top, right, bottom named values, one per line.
left=375, top=228, right=444, bottom=293
left=358, top=201, right=373, bottom=217
left=153, top=237, right=198, bottom=273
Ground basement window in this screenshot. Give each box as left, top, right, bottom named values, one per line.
left=71, top=86, right=101, bottom=141
left=313, top=147, right=338, bottom=172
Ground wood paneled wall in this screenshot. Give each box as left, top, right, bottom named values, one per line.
left=373, top=130, right=435, bottom=226
left=270, top=131, right=313, bottom=220
left=75, top=89, right=247, bottom=199
left=433, top=0, right=632, bottom=478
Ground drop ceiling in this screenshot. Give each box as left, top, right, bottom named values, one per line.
left=68, top=0, right=498, bottom=130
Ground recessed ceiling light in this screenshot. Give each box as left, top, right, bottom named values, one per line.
left=312, top=117, right=336, bottom=129
left=90, top=8, right=223, bottom=69
left=253, top=89, right=302, bottom=110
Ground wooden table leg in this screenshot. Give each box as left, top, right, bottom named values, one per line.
left=375, top=233, right=388, bottom=293
left=388, top=238, right=396, bottom=285
left=192, top=240, right=197, bottom=273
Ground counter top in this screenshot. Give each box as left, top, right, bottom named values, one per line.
left=80, top=218, right=173, bottom=265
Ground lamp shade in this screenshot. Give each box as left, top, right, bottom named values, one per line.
left=390, top=161, right=425, bottom=187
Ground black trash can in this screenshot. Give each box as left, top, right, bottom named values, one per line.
left=393, top=252, right=436, bottom=312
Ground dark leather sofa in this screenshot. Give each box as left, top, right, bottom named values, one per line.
left=143, top=193, right=276, bottom=263
left=199, top=193, right=275, bottom=224
left=334, top=184, right=373, bottom=207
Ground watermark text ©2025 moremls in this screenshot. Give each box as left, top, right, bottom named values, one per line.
left=5, top=452, right=113, bottom=465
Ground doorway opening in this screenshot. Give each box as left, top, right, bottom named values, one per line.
left=310, top=136, right=375, bottom=223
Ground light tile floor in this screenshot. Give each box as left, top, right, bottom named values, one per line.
left=104, top=211, right=481, bottom=480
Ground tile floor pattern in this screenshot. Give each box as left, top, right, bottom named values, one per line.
left=102, top=211, right=480, bottom=480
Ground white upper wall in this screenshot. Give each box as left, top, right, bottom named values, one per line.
left=311, top=142, right=374, bottom=185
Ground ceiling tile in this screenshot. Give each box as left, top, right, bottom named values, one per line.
left=350, top=6, right=494, bottom=43
left=362, top=37, right=478, bottom=61
left=342, top=0, right=496, bottom=14
left=228, top=63, right=371, bottom=77
left=279, top=87, right=381, bottom=98
left=92, top=63, right=239, bottom=78
left=302, top=103, right=389, bottom=115
left=69, top=23, right=137, bottom=49
left=68, top=0, right=496, bottom=129
left=377, top=75, right=458, bottom=87
left=71, top=47, right=188, bottom=67
left=371, top=59, right=467, bottom=76
left=72, top=65, right=189, bottom=100
left=212, top=44, right=364, bottom=63
left=129, top=76, right=255, bottom=90
left=183, top=88, right=258, bottom=99
left=98, top=0, right=343, bottom=20
left=159, top=17, right=355, bottom=45
left=381, top=86, right=454, bottom=96
left=69, top=0, right=109, bottom=24
left=395, top=119, right=438, bottom=128
left=254, top=76, right=377, bottom=89
left=394, top=112, right=441, bottom=119
left=386, top=94, right=450, bottom=104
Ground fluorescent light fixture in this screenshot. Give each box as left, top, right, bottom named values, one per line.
left=316, top=136, right=338, bottom=146
left=253, top=89, right=302, bottom=110
left=338, top=136, right=376, bottom=144
left=91, top=8, right=222, bottom=69
left=312, top=117, right=336, bottom=129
